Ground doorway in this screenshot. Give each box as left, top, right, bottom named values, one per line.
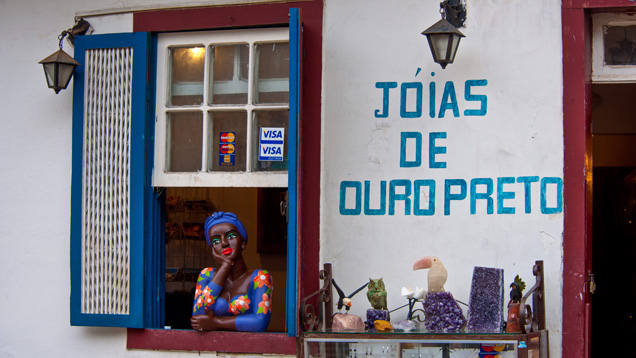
left=591, top=83, right=636, bottom=357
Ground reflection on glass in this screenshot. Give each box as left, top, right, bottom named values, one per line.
left=169, top=47, right=205, bottom=106
left=208, top=111, right=247, bottom=172
left=252, top=110, right=288, bottom=172
left=603, top=25, right=636, bottom=66
left=167, top=112, right=203, bottom=172
left=210, top=44, right=249, bottom=105
left=254, top=43, right=289, bottom=104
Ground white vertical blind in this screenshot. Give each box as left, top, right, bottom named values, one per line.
left=81, top=47, right=133, bottom=314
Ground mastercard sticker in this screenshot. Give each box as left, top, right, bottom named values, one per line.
left=220, top=132, right=235, bottom=143
left=220, top=144, right=235, bottom=154
left=219, top=132, right=236, bottom=166
left=480, top=343, right=507, bottom=357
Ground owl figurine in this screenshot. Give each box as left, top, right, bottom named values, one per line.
left=366, top=278, right=388, bottom=310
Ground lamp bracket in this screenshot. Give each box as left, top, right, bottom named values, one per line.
left=58, top=18, right=91, bottom=49
left=440, top=0, right=466, bottom=28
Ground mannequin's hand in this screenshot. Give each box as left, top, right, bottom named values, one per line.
left=212, top=248, right=235, bottom=268
left=191, top=308, right=218, bottom=331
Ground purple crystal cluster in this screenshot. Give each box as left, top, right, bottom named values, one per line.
left=392, top=319, right=420, bottom=332
left=366, top=309, right=389, bottom=332
left=467, top=266, right=504, bottom=332
left=421, top=292, right=466, bottom=332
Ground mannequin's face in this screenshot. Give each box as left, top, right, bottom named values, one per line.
left=208, top=222, right=246, bottom=260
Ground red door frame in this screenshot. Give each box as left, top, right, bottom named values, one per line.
left=562, top=1, right=636, bottom=357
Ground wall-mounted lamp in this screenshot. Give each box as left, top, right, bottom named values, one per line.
left=422, top=0, right=466, bottom=69
left=39, top=19, right=90, bottom=94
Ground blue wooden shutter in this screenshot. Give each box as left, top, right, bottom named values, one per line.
left=286, top=8, right=301, bottom=337
left=70, top=32, right=151, bottom=327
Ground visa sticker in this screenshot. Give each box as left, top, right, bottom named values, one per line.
left=258, top=127, right=284, bottom=161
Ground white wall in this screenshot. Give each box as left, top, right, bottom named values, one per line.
left=0, top=0, right=258, bottom=357
left=320, top=0, right=563, bottom=356
left=0, top=0, right=564, bottom=356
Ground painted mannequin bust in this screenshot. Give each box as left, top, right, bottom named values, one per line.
left=190, top=212, right=273, bottom=332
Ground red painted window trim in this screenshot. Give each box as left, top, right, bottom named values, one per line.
left=562, top=1, right=635, bottom=357
left=134, top=3, right=292, bottom=32
left=127, top=329, right=297, bottom=354
left=129, top=1, right=323, bottom=354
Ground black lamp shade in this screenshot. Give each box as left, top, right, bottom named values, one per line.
left=422, top=18, right=465, bottom=69
left=39, top=49, right=80, bottom=94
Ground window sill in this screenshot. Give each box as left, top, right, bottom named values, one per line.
left=127, top=328, right=297, bottom=354
left=153, top=172, right=289, bottom=188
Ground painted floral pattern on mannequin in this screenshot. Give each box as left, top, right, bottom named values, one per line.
left=193, top=268, right=216, bottom=312
left=258, top=293, right=272, bottom=314
left=190, top=212, right=273, bottom=332
left=253, top=270, right=273, bottom=289
left=229, top=295, right=251, bottom=315
left=192, top=268, right=273, bottom=331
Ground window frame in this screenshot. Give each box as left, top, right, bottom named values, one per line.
left=154, top=28, right=291, bottom=187
left=128, top=1, right=323, bottom=354
left=591, top=12, right=636, bottom=83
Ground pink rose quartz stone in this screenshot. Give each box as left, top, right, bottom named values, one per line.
left=331, top=313, right=365, bottom=332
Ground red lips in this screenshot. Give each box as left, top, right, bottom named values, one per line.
left=222, top=248, right=234, bottom=255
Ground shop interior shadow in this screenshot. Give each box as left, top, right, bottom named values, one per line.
left=591, top=83, right=636, bottom=357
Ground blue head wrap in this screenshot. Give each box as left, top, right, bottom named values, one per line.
left=204, top=211, right=248, bottom=247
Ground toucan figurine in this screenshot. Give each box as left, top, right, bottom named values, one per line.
left=413, top=256, right=447, bottom=292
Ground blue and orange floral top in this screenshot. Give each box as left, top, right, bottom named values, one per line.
left=192, top=267, right=273, bottom=332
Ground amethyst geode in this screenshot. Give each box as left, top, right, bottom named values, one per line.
left=392, top=319, right=420, bottom=332
left=366, top=309, right=390, bottom=332
left=421, top=292, right=466, bottom=332
left=466, top=266, right=504, bottom=332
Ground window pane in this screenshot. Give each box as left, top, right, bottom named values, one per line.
left=252, top=110, right=288, bottom=172
left=430, top=34, right=451, bottom=61
left=167, top=112, right=203, bottom=172
left=169, top=47, right=205, bottom=106
left=208, top=111, right=247, bottom=171
left=603, top=25, right=636, bottom=65
left=209, top=44, right=249, bottom=105
left=254, top=43, right=289, bottom=104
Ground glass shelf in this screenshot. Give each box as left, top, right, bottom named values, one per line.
left=305, top=329, right=528, bottom=337
left=302, top=331, right=548, bottom=358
